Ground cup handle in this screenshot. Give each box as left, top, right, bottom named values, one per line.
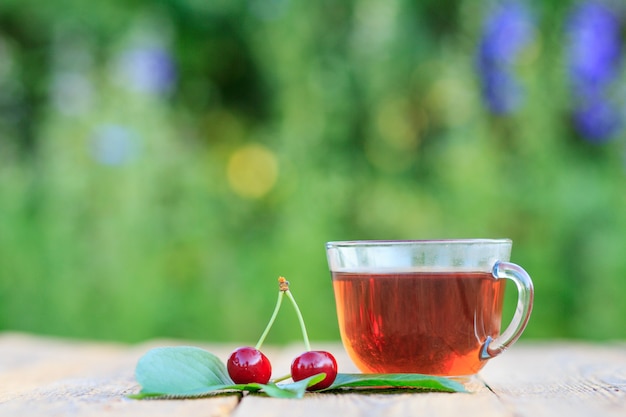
left=480, top=261, right=534, bottom=360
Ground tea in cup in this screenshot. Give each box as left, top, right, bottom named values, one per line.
left=326, top=239, right=534, bottom=376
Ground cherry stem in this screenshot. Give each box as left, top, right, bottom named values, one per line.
left=285, top=289, right=312, bottom=352
left=255, top=290, right=284, bottom=350
left=271, top=374, right=292, bottom=384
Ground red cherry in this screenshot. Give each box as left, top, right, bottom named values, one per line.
left=290, top=350, right=338, bottom=391
left=227, top=346, right=272, bottom=384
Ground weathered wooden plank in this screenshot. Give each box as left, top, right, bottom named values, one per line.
left=480, top=342, right=626, bottom=417
left=4, top=333, right=626, bottom=417
left=231, top=388, right=507, bottom=417
left=0, top=332, right=240, bottom=417
left=0, top=332, right=131, bottom=402
left=1, top=380, right=240, bottom=417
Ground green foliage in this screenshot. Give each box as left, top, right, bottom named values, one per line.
left=132, top=345, right=325, bottom=399
left=0, top=0, right=625, bottom=344
left=131, top=346, right=465, bottom=398
left=135, top=346, right=234, bottom=396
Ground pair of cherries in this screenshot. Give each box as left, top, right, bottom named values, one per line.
left=226, top=277, right=338, bottom=391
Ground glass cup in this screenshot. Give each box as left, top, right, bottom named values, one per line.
left=326, top=239, right=534, bottom=376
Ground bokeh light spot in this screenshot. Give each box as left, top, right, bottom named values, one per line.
left=227, top=143, right=279, bottom=199
left=375, top=98, right=418, bottom=151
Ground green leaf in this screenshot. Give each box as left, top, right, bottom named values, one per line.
left=134, top=346, right=233, bottom=396
left=325, top=373, right=467, bottom=393
left=131, top=346, right=325, bottom=399
left=131, top=346, right=466, bottom=400
left=254, top=374, right=325, bottom=399
left=131, top=375, right=324, bottom=400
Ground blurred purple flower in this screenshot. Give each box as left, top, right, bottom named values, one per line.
left=480, top=70, right=523, bottom=115
left=566, top=1, right=622, bottom=99
left=476, top=1, right=535, bottom=115
left=566, top=1, right=623, bottom=141
left=478, top=1, right=535, bottom=66
left=572, top=99, right=621, bottom=143
left=116, top=45, right=176, bottom=95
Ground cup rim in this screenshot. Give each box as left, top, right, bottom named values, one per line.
left=326, top=238, right=512, bottom=248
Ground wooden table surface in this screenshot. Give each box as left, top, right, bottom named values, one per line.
left=1, top=332, right=625, bottom=417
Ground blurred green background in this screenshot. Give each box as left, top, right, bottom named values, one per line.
left=0, top=0, right=625, bottom=345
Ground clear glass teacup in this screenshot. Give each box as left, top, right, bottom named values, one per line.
left=326, top=239, right=534, bottom=376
